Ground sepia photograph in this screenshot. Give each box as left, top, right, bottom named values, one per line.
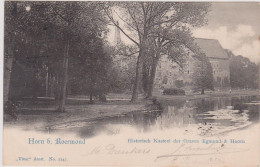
left=2, top=1, right=260, bottom=166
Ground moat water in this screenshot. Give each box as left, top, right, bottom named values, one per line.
left=50, top=95, right=260, bottom=138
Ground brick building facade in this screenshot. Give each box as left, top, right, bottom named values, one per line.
left=155, top=38, right=230, bottom=90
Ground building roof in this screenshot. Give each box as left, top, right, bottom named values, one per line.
left=195, top=38, right=229, bottom=59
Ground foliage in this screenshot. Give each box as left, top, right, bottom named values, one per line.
left=104, top=2, right=211, bottom=100
left=229, top=53, right=259, bottom=89
left=5, top=1, right=212, bottom=105
left=105, top=42, right=138, bottom=93
left=69, top=39, right=112, bottom=97
left=4, top=2, right=110, bottom=102
left=192, top=55, right=214, bottom=94
left=110, top=56, right=136, bottom=93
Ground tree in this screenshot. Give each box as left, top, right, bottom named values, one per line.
left=106, top=42, right=138, bottom=93
left=104, top=2, right=210, bottom=100
left=142, top=3, right=211, bottom=98
left=228, top=52, right=259, bottom=89
left=4, top=2, right=109, bottom=111
left=69, top=38, right=112, bottom=104
left=109, top=58, right=136, bottom=93
left=144, top=28, right=207, bottom=98
left=192, top=55, right=214, bottom=94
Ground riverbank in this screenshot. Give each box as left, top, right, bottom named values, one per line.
left=4, top=99, right=154, bottom=130
left=153, top=89, right=259, bottom=105
left=4, top=89, right=259, bottom=131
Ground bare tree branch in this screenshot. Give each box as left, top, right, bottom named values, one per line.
left=113, top=9, right=138, bottom=32
left=103, top=7, right=139, bottom=46
left=126, top=7, right=142, bottom=42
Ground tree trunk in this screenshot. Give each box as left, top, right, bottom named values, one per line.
left=5, top=2, right=18, bottom=104
left=5, top=22, right=16, bottom=104
left=45, top=67, right=49, bottom=96
left=58, top=40, right=70, bottom=112
left=50, top=75, right=55, bottom=97
left=4, top=54, right=14, bottom=104
left=201, top=88, right=204, bottom=95
left=131, top=48, right=143, bottom=102
left=142, top=62, right=150, bottom=95
left=55, top=75, right=61, bottom=101
left=146, top=55, right=159, bottom=99
left=89, top=92, right=94, bottom=104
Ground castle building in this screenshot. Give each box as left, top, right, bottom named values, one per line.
left=155, top=38, right=230, bottom=90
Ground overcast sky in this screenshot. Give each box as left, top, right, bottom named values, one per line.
left=192, top=2, right=260, bottom=63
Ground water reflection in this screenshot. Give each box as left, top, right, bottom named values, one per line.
left=52, top=96, right=259, bottom=138
left=157, top=96, right=259, bottom=136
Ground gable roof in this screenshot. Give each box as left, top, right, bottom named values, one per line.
left=194, top=38, right=229, bottom=59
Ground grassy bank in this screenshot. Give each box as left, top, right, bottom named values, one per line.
left=4, top=89, right=259, bottom=130
left=4, top=98, right=155, bottom=130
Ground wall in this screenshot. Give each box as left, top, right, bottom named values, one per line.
left=154, top=55, right=230, bottom=91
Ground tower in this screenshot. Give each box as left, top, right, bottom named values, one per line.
left=114, top=21, right=121, bottom=45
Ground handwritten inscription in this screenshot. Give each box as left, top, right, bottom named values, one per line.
left=83, top=144, right=150, bottom=156
left=155, top=143, right=249, bottom=163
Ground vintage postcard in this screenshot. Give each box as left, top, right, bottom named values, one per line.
left=2, top=1, right=260, bottom=167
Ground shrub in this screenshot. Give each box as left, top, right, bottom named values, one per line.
left=163, top=88, right=185, bottom=95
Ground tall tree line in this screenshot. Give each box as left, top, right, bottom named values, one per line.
left=4, top=2, right=110, bottom=112
left=227, top=51, right=259, bottom=89
left=4, top=2, right=212, bottom=113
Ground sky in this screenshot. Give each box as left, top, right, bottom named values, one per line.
left=108, top=2, right=260, bottom=64
left=192, top=2, right=260, bottom=63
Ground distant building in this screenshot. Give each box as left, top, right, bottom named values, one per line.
left=195, top=38, right=230, bottom=87
left=155, top=38, right=230, bottom=90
